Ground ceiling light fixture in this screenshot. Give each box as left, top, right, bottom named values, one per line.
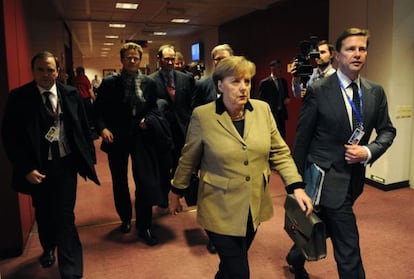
left=104, top=42, right=114, bottom=46
left=109, top=23, right=126, bottom=28
left=171, top=18, right=190, bottom=23
left=115, top=3, right=139, bottom=10
left=153, top=32, right=167, bottom=36
left=105, top=35, right=119, bottom=39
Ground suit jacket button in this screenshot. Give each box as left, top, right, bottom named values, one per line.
left=244, top=161, right=248, bottom=166
left=245, top=176, right=251, bottom=181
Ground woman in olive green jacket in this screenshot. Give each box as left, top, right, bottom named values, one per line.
left=169, top=56, right=312, bottom=279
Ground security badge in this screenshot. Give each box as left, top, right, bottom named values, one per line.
left=348, top=126, right=365, bottom=145
left=45, top=126, right=60, bottom=142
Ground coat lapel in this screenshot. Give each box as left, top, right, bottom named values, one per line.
left=216, top=111, right=245, bottom=144
left=360, top=78, right=374, bottom=128
left=325, top=74, right=353, bottom=135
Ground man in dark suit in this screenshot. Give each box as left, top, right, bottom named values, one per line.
left=149, top=45, right=195, bottom=196
left=95, top=43, right=169, bottom=246
left=2, top=51, right=100, bottom=279
left=192, top=44, right=234, bottom=108
left=288, top=28, right=396, bottom=279
left=258, top=60, right=290, bottom=139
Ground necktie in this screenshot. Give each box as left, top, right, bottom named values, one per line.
left=43, top=91, right=54, bottom=113
left=44, top=91, right=60, bottom=159
left=273, top=77, right=279, bottom=91
left=350, top=82, right=361, bottom=129
left=167, top=74, right=175, bottom=100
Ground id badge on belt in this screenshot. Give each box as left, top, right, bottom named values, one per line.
left=348, top=127, right=365, bottom=145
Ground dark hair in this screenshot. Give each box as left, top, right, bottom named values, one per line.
left=335, top=28, right=370, bottom=52
left=269, top=60, right=281, bottom=67
left=157, top=44, right=175, bottom=58
left=75, top=66, right=85, bottom=74
left=318, top=40, right=335, bottom=55
left=31, top=51, right=59, bottom=70
left=120, top=42, right=143, bottom=60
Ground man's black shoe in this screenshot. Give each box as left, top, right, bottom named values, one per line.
left=206, top=240, right=217, bottom=254
left=39, top=249, right=56, bottom=268
left=138, top=229, right=158, bottom=246
left=120, top=221, right=131, bottom=233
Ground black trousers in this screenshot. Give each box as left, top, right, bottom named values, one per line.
left=287, top=192, right=365, bottom=279
left=32, top=155, right=82, bottom=279
left=107, top=141, right=154, bottom=231
left=206, top=213, right=256, bottom=279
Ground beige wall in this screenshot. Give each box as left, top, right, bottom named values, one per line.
left=330, top=0, right=414, bottom=187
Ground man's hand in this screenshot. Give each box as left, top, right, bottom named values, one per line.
left=25, top=169, right=46, bottom=184
left=101, top=128, right=114, bottom=143
left=344, top=144, right=368, bottom=164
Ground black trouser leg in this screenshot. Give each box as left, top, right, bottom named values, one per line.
left=33, top=155, right=83, bottom=278
left=207, top=213, right=256, bottom=279
left=108, top=149, right=132, bottom=223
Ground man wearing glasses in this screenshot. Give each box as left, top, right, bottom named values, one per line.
left=150, top=44, right=195, bottom=214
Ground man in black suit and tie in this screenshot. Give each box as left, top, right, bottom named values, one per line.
left=287, top=28, right=396, bottom=279
left=2, top=51, right=100, bottom=279
left=192, top=43, right=234, bottom=108
left=150, top=45, right=195, bottom=198
left=258, top=59, right=290, bottom=139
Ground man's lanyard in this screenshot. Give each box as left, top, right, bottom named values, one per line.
left=339, top=80, right=363, bottom=130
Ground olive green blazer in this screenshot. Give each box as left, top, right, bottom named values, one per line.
left=173, top=99, right=302, bottom=236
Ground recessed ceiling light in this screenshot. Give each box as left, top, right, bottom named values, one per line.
left=101, top=48, right=111, bottom=51
left=171, top=18, right=190, bottom=23
left=109, top=23, right=126, bottom=28
left=115, top=3, right=139, bottom=10
left=104, top=42, right=114, bottom=46
left=153, top=32, right=167, bottom=36
left=105, top=35, right=119, bottom=39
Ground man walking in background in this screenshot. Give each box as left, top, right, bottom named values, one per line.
left=291, top=40, right=336, bottom=98
left=258, top=59, right=290, bottom=139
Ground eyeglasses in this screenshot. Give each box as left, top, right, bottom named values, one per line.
left=162, top=57, right=175, bottom=63
left=123, top=56, right=140, bottom=62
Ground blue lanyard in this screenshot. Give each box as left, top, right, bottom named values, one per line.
left=339, top=80, right=363, bottom=129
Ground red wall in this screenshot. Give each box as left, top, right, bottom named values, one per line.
left=0, top=0, right=36, bottom=257
left=219, top=0, right=329, bottom=148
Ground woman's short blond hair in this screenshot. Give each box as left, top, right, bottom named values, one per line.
left=212, top=56, right=256, bottom=89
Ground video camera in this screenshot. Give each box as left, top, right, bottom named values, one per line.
left=290, top=36, right=320, bottom=78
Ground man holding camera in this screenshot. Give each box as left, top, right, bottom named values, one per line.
left=291, top=40, right=336, bottom=98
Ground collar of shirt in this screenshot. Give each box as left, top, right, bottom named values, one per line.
left=37, top=83, right=58, bottom=97
left=318, top=64, right=334, bottom=77
left=336, top=68, right=360, bottom=89
left=37, top=83, right=58, bottom=109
